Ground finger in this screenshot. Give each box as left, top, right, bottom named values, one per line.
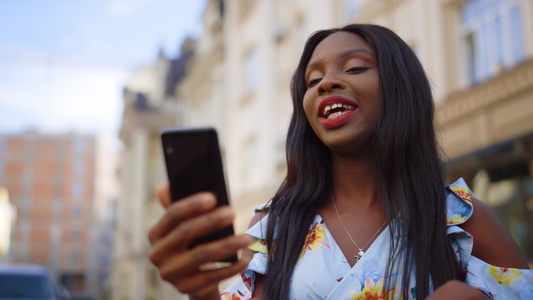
left=150, top=205, right=235, bottom=262
left=148, top=192, right=217, bottom=244
left=156, top=234, right=251, bottom=280
left=178, top=259, right=249, bottom=295
left=155, top=183, right=172, bottom=208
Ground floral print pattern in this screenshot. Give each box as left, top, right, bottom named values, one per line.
left=351, top=278, right=399, bottom=300
left=222, top=178, right=533, bottom=299
left=300, top=221, right=330, bottom=259
left=449, top=184, right=473, bottom=204
left=489, top=266, right=522, bottom=287
left=446, top=180, right=473, bottom=225
left=249, top=238, right=267, bottom=254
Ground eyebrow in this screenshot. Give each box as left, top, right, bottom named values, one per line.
left=306, top=49, right=373, bottom=71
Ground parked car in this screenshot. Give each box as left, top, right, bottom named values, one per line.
left=0, top=264, right=69, bottom=300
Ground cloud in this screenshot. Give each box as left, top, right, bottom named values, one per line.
left=0, top=62, right=129, bottom=137
left=106, top=0, right=157, bottom=16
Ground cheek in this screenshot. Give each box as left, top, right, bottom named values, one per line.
left=302, top=93, right=314, bottom=120
left=361, top=76, right=380, bottom=117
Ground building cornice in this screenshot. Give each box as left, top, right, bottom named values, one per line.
left=437, top=58, right=533, bottom=125
left=119, top=107, right=175, bottom=145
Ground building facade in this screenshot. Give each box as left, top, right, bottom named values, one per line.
left=436, top=0, right=533, bottom=262
left=180, top=0, right=533, bottom=263
left=0, top=132, right=115, bottom=299
left=113, top=47, right=193, bottom=300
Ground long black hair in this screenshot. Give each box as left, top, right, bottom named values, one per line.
left=263, top=24, right=461, bottom=299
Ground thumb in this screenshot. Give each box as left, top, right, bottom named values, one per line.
left=155, top=183, right=172, bottom=209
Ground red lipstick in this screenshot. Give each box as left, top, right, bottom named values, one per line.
left=317, top=96, right=357, bottom=129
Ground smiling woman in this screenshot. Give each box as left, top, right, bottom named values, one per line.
left=147, top=24, right=532, bottom=300
left=303, top=32, right=380, bottom=154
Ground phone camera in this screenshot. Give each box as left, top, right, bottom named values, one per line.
left=166, top=147, right=174, bottom=154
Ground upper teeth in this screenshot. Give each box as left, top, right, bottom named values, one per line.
left=323, top=103, right=356, bottom=116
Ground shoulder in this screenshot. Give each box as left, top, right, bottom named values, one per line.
left=446, top=179, right=529, bottom=269
left=248, top=200, right=270, bottom=228
left=248, top=210, right=268, bottom=229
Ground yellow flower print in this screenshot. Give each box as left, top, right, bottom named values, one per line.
left=300, top=222, right=330, bottom=259
left=449, top=185, right=473, bottom=204
left=447, top=214, right=468, bottom=225
left=351, top=278, right=399, bottom=300
left=489, top=266, right=522, bottom=287
left=249, top=238, right=267, bottom=254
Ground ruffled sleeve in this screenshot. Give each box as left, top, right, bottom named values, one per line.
left=446, top=178, right=533, bottom=299
left=220, top=203, right=271, bottom=299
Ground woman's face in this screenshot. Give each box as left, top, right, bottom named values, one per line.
left=303, top=31, right=380, bottom=155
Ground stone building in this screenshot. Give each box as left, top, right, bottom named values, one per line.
left=113, top=46, right=193, bottom=300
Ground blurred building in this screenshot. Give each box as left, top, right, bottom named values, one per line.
left=434, top=0, right=533, bottom=262
left=113, top=45, right=193, bottom=299
left=0, top=132, right=116, bottom=299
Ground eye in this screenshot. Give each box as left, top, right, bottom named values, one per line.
left=346, top=66, right=371, bottom=73
left=307, top=78, right=322, bottom=88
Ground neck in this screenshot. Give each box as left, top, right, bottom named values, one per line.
left=330, top=153, right=380, bottom=211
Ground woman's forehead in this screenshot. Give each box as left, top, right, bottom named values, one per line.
left=307, top=32, right=374, bottom=68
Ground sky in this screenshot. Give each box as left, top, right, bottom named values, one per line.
left=0, top=0, right=206, bottom=147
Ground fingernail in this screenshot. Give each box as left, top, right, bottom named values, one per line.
left=200, top=195, right=215, bottom=207
left=220, top=207, right=233, bottom=218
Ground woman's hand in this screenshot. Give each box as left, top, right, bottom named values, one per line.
left=427, top=280, right=491, bottom=299
left=148, top=184, right=252, bottom=299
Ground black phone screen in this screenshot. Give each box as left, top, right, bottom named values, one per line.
left=161, top=127, right=236, bottom=261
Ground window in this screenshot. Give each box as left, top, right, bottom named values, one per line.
left=73, top=138, right=86, bottom=154
left=70, top=229, right=80, bottom=241
left=459, top=0, right=524, bottom=85
left=245, top=49, right=260, bottom=92
left=72, top=204, right=82, bottom=217
left=73, top=160, right=84, bottom=175
left=70, top=249, right=80, bottom=264
left=343, top=0, right=360, bottom=22
left=134, top=93, right=149, bottom=111
left=71, top=182, right=83, bottom=197
left=471, top=161, right=533, bottom=260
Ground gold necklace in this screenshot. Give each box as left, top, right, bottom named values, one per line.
left=330, top=193, right=388, bottom=262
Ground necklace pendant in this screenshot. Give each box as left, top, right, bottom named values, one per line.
left=355, top=249, right=365, bottom=261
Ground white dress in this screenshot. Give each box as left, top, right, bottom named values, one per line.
left=221, top=178, right=533, bottom=299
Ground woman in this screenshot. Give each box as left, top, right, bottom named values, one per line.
left=148, top=24, right=531, bottom=299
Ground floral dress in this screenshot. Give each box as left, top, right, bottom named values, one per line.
left=221, top=178, right=533, bottom=299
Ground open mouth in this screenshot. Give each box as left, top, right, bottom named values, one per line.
left=317, top=96, right=358, bottom=128
left=321, top=103, right=357, bottom=119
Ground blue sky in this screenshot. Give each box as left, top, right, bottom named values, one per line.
left=0, top=0, right=206, bottom=145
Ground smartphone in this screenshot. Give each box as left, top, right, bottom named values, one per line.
left=161, top=127, right=237, bottom=262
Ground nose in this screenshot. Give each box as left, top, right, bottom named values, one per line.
left=317, top=71, right=346, bottom=95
